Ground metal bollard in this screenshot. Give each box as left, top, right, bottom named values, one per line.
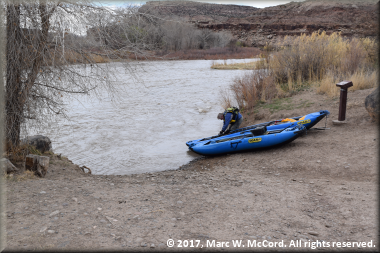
left=336, top=81, right=353, bottom=121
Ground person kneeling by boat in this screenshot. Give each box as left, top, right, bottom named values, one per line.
left=217, top=107, right=243, bottom=135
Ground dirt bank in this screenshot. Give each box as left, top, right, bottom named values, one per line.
left=3, top=87, right=378, bottom=251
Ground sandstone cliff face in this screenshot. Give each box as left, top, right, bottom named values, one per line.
left=139, top=0, right=379, bottom=47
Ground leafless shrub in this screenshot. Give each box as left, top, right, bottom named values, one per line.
left=340, top=38, right=364, bottom=75
left=270, top=31, right=378, bottom=91
left=228, top=70, right=278, bottom=110
left=218, top=87, right=233, bottom=109
left=317, top=69, right=378, bottom=97
left=3, top=0, right=166, bottom=152
left=120, top=6, right=234, bottom=52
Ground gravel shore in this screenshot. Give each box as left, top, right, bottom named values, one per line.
left=3, top=88, right=378, bottom=251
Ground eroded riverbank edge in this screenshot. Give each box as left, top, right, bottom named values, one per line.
left=4, top=87, right=378, bottom=251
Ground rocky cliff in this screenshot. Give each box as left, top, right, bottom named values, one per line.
left=139, top=0, right=379, bottom=47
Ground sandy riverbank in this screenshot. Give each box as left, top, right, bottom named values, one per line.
left=3, top=87, right=378, bottom=251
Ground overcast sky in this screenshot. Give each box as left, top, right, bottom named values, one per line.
left=95, top=0, right=305, bottom=9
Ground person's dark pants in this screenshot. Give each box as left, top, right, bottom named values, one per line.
left=230, top=117, right=243, bottom=131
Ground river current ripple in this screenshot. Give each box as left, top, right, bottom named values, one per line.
left=42, top=59, right=256, bottom=175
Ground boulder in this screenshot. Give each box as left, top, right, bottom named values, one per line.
left=22, top=135, right=52, bottom=153
left=1, top=158, right=19, bottom=174
left=25, top=154, right=49, bottom=177
left=365, top=87, right=379, bottom=122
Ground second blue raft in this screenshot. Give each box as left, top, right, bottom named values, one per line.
left=186, top=110, right=330, bottom=148
left=189, top=123, right=307, bottom=156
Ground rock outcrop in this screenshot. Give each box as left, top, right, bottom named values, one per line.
left=139, top=0, right=379, bottom=47
left=1, top=158, right=19, bottom=174
left=365, top=87, right=379, bottom=122
left=22, top=135, right=52, bottom=153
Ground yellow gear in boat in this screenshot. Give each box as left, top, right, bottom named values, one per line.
left=281, top=118, right=297, bottom=123
left=281, top=115, right=307, bottom=123
left=298, top=115, right=306, bottom=121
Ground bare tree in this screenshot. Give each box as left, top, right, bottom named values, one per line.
left=110, top=6, right=233, bottom=52
left=213, top=31, right=232, bottom=48
left=3, top=0, right=155, bottom=151
left=3, top=0, right=234, bottom=152
left=197, top=28, right=216, bottom=49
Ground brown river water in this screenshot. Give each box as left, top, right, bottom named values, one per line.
left=41, top=59, right=257, bottom=175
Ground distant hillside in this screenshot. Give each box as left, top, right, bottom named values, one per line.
left=139, top=0, right=379, bottom=47
left=138, top=1, right=259, bottom=23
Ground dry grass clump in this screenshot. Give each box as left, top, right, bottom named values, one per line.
left=229, top=70, right=279, bottom=110
left=211, top=60, right=257, bottom=70
left=252, top=43, right=273, bottom=70
left=271, top=31, right=378, bottom=93
left=45, top=49, right=111, bottom=66
left=89, top=53, right=110, bottom=63
left=64, top=51, right=110, bottom=64
left=318, top=69, right=378, bottom=97
left=212, top=44, right=271, bottom=70
left=6, top=170, right=36, bottom=181
left=252, top=58, right=267, bottom=70
left=6, top=144, right=30, bottom=164
left=221, top=31, right=378, bottom=112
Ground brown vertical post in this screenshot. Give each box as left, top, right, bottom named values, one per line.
left=336, top=81, right=353, bottom=121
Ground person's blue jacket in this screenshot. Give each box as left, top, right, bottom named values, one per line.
left=221, top=112, right=242, bottom=132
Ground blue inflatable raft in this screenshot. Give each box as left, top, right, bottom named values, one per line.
left=186, top=110, right=329, bottom=148
left=189, top=123, right=306, bottom=156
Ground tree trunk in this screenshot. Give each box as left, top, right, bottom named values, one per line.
left=5, top=4, right=52, bottom=151
left=25, top=154, right=49, bottom=177
left=6, top=4, right=23, bottom=149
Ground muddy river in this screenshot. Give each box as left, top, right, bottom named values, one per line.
left=43, top=59, right=256, bottom=174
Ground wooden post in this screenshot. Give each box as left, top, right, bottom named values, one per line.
left=336, top=81, right=353, bottom=121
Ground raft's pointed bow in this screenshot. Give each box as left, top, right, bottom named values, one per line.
left=300, top=110, right=330, bottom=129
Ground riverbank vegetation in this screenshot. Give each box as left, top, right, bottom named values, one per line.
left=66, top=6, right=260, bottom=62
left=220, top=31, right=378, bottom=111
left=211, top=60, right=257, bottom=70
left=34, top=5, right=261, bottom=66
left=153, top=46, right=260, bottom=60
left=51, top=44, right=261, bottom=64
